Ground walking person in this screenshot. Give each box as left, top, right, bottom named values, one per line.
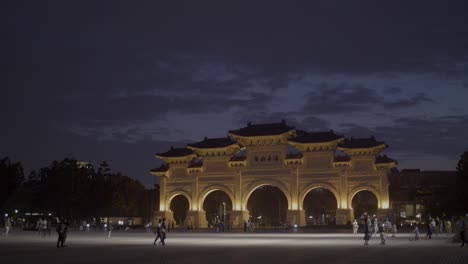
left=392, top=223, right=397, bottom=237
left=107, top=220, right=113, bottom=238
left=4, top=217, right=11, bottom=236
left=41, top=218, right=47, bottom=237
left=352, top=219, right=359, bottom=235
left=459, top=216, right=466, bottom=247
left=373, top=217, right=378, bottom=235
left=56, top=218, right=69, bottom=248
left=430, top=218, right=436, bottom=235
left=446, top=220, right=452, bottom=233
left=364, top=216, right=371, bottom=245
left=46, top=219, right=51, bottom=236
left=153, top=219, right=162, bottom=246
left=426, top=221, right=433, bottom=239
left=161, top=218, right=167, bottom=246
left=378, top=222, right=386, bottom=245
left=243, top=220, right=247, bottom=232
left=412, top=225, right=420, bottom=241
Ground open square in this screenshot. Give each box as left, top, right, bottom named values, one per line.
left=1, top=231, right=467, bottom=264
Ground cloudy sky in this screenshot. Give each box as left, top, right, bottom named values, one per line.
left=2, top=1, right=468, bottom=187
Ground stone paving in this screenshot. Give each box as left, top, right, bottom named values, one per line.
left=0, top=230, right=467, bottom=264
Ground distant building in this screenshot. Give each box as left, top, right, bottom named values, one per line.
left=389, top=169, right=457, bottom=223
left=77, top=162, right=94, bottom=179
left=151, top=121, right=397, bottom=227
left=77, top=161, right=94, bottom=170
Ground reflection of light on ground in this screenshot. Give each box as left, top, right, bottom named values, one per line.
left=0, top=232, right=455, bottom=248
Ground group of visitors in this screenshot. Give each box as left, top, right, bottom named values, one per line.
left=3, top=213, right=468, bottom=249
left=153, top=218, right=167, bottom=246
left=358, top=213, right=468, bottom=247
left=243, top=219, right=256, bottom=232
left=36, top=218, right=51, bottom=237
left=362, top=214, right=389, bottom=245
left=360, top=215, right=402, bottom=245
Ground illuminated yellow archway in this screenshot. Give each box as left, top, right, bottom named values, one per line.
left=166, top=190, right=192, bottom=211
left=198, top=185, right=235, bottom=211
left=300, top=183, right=340, bottom=210
left=348, top=185, right=381, bottom=209
left=243, top=180, right=291, bottom=211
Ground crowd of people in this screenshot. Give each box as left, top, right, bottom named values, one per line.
left=357, top=213, right=468, bottom=247
left=2, top=214, right=468, bottom=248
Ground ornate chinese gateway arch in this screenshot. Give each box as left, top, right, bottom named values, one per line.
left=151, top=121, right=397, bottom=228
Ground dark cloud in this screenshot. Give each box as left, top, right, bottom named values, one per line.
left=384, top=87, right=403, bottom=94
left=383, top=93, right=434, bottom=109
left=340, top=115, right=468, bottom=163
left=301, top=83, right=382, bottom=114
left=300, top=83, right=435, bottom=114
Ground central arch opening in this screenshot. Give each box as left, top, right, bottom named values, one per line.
left=202, top=190, right=233, bottom=228
left=247, top=185, right=288, bottom=227
left=170, top=195, right=189, bottom=226
left=352, top=190, right=378, bottom=219
left=303, top=188, right=338, bottom=225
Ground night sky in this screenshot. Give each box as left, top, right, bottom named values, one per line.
left=2, top=1, right=468, bottom=187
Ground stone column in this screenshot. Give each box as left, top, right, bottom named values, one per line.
left=186, top=210, right=207, bottom=228
left=287, top=210, right=306, bottom=227
left=379, top=170, right=390, bottom=209
left=153, top=211, right=174, bottom=225
left=192, top=174, right=199, bottom=210
left=290, top=167, right=299, bottom=210
left=230, top=210, right=250, bottom=228
left=335, top=209, right=354, bottom=225
left=159, top=176, right=167, bottom=211
left=234, top=170, right=242, bottom=211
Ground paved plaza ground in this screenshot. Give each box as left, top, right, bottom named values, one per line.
left=1, top=229, right=467, bottom=264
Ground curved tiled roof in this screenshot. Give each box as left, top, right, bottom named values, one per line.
left=334, top=155, right=351, bottom=162
left=338, top=137, right=386, bottom=149
left=187, top=160, right=203, bottom=168
left=229, top=156, right=247, bottom=161
left=229, top=121, right=294, bottom=137
left=375, top=155, right=397, bottom=164
left=285, top=153, right=303, bottom=159
left=150, top=164, right=169, bottom=172
left=187, top=137, right=237, bottom=149
left=156, top=147, right=194, bottom=157
left=290, top=130, right=343, bottom=143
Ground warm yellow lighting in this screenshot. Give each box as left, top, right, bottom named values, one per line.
left=291, top=202, right=298, bottom=210
left=341, top=200, right=347, bottom=209
left=381, top=201, right=389, bottom=209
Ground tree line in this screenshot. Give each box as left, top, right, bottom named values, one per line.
left=0, top=157, right=158, bottom=221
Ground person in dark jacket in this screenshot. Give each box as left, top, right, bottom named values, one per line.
left=426, top=220, right=433, bottom=239
left=153, top=219, right=162, bottom=246
left=364, top=216, right=371, bottom=245
left=56, top=218, right=69, bottom=248
left=459, top=216, right=466, bottom=247
left=161, top=218, right=167, bottom=246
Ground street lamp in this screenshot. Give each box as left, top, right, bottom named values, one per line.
left=14, top=209, right=18, bottom=214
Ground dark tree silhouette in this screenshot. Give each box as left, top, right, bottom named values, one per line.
left=0, top=157, right=24, bottom=210
left=456, top=150, right=468, bottom=212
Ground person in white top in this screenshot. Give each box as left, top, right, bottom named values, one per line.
left=4, top=217, right=11, bottom=236
left=352, top=219, right=359, bottom=234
